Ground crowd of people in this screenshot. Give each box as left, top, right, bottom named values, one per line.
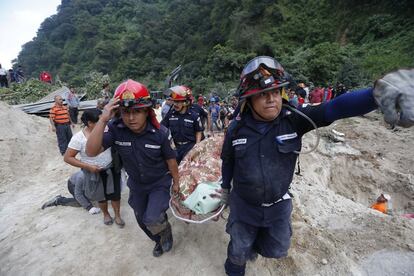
left=0, top=63, right=25, bottom=88
left=40, top=56, right=413, bottom=276
left=45, top=92, right=125, bottom=228
left=286, top=82, right=348, bottom=108
left=161, top=92, right=239, bottom=135
left=0, top=63, right=55, bottom=87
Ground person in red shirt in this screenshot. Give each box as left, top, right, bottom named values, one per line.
left=297, top=94, right=305, bottom=106
left=40, top=71, right=52, bottom=83
left=309, top=87, right=324, bottom=104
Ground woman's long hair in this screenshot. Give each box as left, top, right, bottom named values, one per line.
left=81, top=108, right=102, bottom=127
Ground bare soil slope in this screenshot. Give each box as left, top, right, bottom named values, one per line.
left=0, top=102, right=413, bottom=276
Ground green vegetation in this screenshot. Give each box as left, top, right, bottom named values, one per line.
left=14, top=0, right=414, bottom=97
left=0, top=80, right=61, bottom=105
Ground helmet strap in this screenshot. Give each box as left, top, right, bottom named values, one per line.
left=148, top=108, right=160, bottom=129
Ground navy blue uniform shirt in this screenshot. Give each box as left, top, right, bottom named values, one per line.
left=221, top=87, right=377, bottom=225
left=161, top=108, right=204, bottom=143
left=221, top=105, right=332, bottom=205
left=102, top=118, right=176, bottom=189
left=190, top=104, right=208, bottom=120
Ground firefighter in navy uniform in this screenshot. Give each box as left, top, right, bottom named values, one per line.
left=161, top=85, right=204, bottom=163
left=189, top=98, right=208, bottom=132
left=218, top=56, right=414, bottom=276
left=86, top=80, right=180, bottom=257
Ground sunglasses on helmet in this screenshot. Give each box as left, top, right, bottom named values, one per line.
left=241, top=56, right=284, bottom=79
left=119, top=98, right=152, bottom=108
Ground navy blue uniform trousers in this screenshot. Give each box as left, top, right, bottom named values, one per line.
left=176, top=142, right=195, bottom=164
left=127, top=175, right=171, bottom=243
left=225, top=196, right=293, bottom=276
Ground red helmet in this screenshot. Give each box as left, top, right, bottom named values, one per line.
left=114, top=79, right=152, bottom=108
left=168, top=85, right=192, bottom=101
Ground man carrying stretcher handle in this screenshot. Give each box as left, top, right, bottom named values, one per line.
left=86, top=79, right=179, bottom=257
left=215, top=56, right=414, bottom=276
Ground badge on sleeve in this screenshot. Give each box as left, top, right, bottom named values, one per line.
left=168, top=131, right=176, bottom=150
left=197, top=117, right=202, bottom=128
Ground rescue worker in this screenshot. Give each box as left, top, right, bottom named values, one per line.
left=189, top=94, right=208, bottom=131
left=161, top=85, right=204, bottom=163
left=85, top=79, right=179, bottom=257
left=371, top=193, right=391, bottom=214
left=218, top=56, right=414, bottom=276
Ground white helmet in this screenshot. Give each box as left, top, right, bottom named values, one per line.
left=382, top=193, right=391, bottom=201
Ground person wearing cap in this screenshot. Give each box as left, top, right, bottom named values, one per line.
left=371, top=193, right=391, bottom=214
left=217, top=56, right=414, bottom=276
left=161, top=85, right=204, bottom=163
left=86, top=79, right=179, bottom=257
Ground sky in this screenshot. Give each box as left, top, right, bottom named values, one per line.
left=0, top=0, right=61, bottom=69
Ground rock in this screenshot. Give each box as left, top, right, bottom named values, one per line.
left=52, top=241, right=62, bottom=247
left=332, top=129, right=345, bottom=137
left=321, top=258, right=328, bottom=265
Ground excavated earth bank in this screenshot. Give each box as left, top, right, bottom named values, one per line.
left=0, top=102, right=413, bottom=275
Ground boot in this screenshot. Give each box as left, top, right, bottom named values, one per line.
left=248, top=251, right=258, bottom=262
left=153, top=242, right=163, bottom=257
left=159, top=223, right=173, bottom=252
left=224, top=258, right=246, bottom=275
left=41, top=195, right=62, bottom=209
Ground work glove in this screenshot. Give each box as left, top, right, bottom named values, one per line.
left=212, top=188, right=229, bottom=206
left=373, top=69, right=414, bottom=127
left=221, top=188, right=230, bottom=205
left=88, top=207, right=101, bottom=215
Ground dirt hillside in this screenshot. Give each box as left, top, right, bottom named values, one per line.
left=0, top=102, right=413, bottom=275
